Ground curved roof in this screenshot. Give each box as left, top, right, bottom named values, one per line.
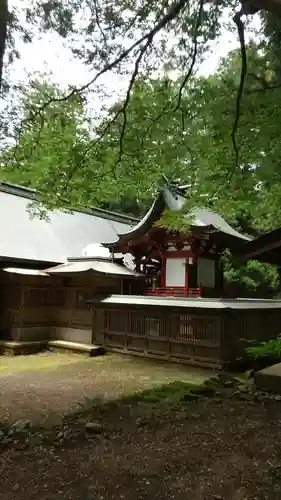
left=189, top=208, right=251, bottom=241
left=104, top=184, right=251, bottom=248
left=45, top=259, right=143, bottom=277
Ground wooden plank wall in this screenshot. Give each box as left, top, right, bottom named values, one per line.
left=0, top=271, right=121, bottom=337
left=94, top=304, right=222, bottom=368
left=93, top=302, right=281, bottom=368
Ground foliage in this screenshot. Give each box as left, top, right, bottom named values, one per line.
left=223, top=252, right=279, bottom=298
left=3, top=48, right=281, bottom=221
left=1, top=80, right=92, bottom=211
left=1, top=0, right=228, bottom=84
left=1, top=1, right=281, bottom=359
left=2, top=45, right=281, bottom=299
left=8, top=43, right=281, bottom=228
left=49, top=45, right=281, bottom=234
left=246, top=337, right=281, bottom=359
left=0, top=0, right=280, bottom=160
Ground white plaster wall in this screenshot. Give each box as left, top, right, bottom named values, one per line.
left=165, top=258, right=186, bottom=287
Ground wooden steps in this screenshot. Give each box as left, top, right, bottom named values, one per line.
left=48, top=340, right=105, bottom=357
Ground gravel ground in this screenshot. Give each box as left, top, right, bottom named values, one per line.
left=0, top=390, right=281, bottom=500
left=0, top=352, right=210, bottom=425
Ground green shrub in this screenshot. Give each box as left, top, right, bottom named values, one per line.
left=246, top=336, right=281, bottom=359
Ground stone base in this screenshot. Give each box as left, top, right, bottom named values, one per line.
left=0, top=339, right=104, bottom=357
left=255, top=363, right=281, bottom=393
left=48, top=340, right=104, bottom=357
left=9, top=326, right=92, bottom=345
left=11, top=326, right=51, bottom=342
left=52, top=327, right=92, bottom=344
left=0, top=325, right=103, bottom=357
left=0, top=341, right=47, bottom=356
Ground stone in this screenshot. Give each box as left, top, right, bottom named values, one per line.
left=234, top=486, right=248, bottom=500
left=177, top=411, right=188, bottom=419
left=255, top=363, right=281, bottom=393
left=237, top=384, right=248, bottom=392
left=10, top=420, right=31, bottom=434
left=12, top=483, right=20, bottom=492
left=56, top=432, right=64, bottom=440
left=2, top=437, right=13, bottom=445
left=136, top=418, right=149, bottom=427
left=0, top=430, right=4, bottom=440
left=182, top=393, right=199, bottom=402
left=222, top=380, right=234, bottom=388
left=85, top=422, right=103, bottom=434
left=236, top=393, right=253, bottom=401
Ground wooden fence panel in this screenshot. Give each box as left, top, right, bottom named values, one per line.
left=94, top=306, right=222, bottom=368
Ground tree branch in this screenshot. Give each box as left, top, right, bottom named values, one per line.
left=248, top=72, right=269, bottom=88
left=231, top=10, right=247, bottom=170
left=174, top=0, right=204, bottom=111
left=24, top=0, right=189, bottom=121
left=246, top=72, right=281, bottom=93
left=115, top=35, right=154, bottom=168
left=246, top=83, right=281, bottom=93
left=93, top=0, right=108, bottom=46
left=240, top=0, right=281, bottom=17
left=0, top=0, right=8, bottom=91
left=21, top=0, right=192, bottom=192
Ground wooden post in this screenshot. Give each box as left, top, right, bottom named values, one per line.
left=92, top=306, right=104, bottom=345
left=135, top=254, right=141, bottom=273
left=161, top=256, right=166, bottom=287
left=215, top=257, right=224, bottom=297
left=276, top=267, right=281, bottom=296
left=17, top=285, right=26, bottom=341
left=92, top=307, right=96, bottom=344
left=185, top=261, right=189, bottom=297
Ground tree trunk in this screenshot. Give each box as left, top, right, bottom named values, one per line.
left=0, top=0, right=8, bottom=91
left=241, top=0, right=281, bottom=16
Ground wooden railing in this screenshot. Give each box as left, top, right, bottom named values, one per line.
left=144, top=287, right=202, bottom=298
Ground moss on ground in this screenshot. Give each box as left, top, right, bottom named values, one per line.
left=76, top=377, right=223, bottom=415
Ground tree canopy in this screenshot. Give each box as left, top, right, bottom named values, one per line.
left=1, top=26, right=281, bottom=296
left=4, top=44, right=281, bottom=234
left=1, top=0, right=281, bottom=178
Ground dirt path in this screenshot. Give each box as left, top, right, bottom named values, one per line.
left=0, top=352, right=210, bottom=425
left=0, top=394, right=281, bottom=500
